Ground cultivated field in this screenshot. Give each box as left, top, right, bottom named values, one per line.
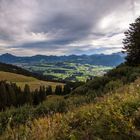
left=22, top=62, right=112, bottom=82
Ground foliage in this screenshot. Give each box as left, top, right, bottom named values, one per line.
left=72, top=64, right=140, bottom=96
left=63, top=84, right=71, bottom=95
left=1, top=79, right=140, bottom=139
left=0, top=81, right=50, bottom=111
left=55, top=85, right=63, bottom=95
left=0, top=93, right=98, bottom=134
left=123, top=16, right=140, bottom=66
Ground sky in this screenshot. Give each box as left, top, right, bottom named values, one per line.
left=0, top=0, right=140, bottom=56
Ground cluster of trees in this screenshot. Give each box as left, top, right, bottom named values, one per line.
left=0, top=81, right=72, bottom=110
left=55, top=84, right=71, bottom=95
left=0, top=81, right=46, bottom=110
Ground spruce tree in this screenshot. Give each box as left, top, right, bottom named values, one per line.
left=123, top=16, right=140, bottom=65
left=63, top=84, right=71, bottom=95
left=55, top=85, right=62, bottom=95
left=39, top=86, right=46, bottom=102
left=33, top=89, right=40, bottom=105
left=46, top=86, right=52, bottom=95
left=0, top=82, right=7, bottom=110
left=24, top=84, right=32, bottom=105
left=7, top=84, right=16, bottom=106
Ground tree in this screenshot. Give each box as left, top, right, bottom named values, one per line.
left=39, top=86, right=46, bottom=102
left=0, top=82, right=7, bottom=110
left=46, top=86, right=52, bottom=95
left=23, top=84, right=32, bottom=105
left=123, top=16, right=140, bottom=65
left=63, top=84, right=71, bottom=95
left=14, top=86, right=23, bottom=106
left=33, top=89, right=40, bottom=105
left=55, top=85, right=62, bottom=95
left=7, top=84, right=16, bottom=106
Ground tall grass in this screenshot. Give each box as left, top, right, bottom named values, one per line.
left=1, top=79, right=140, bottom=140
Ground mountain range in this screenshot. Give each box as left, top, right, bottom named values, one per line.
left=0, top=53, right=125, bottom=66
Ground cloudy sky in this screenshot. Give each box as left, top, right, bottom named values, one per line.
left=0, top=0, right=140, bottom=56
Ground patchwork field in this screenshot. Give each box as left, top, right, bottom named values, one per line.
left=0, top=71, right=64, bottom=91
left=21, top=62, right=112, bottom=82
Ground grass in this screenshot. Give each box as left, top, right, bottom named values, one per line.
left=0, top=71, right=64, bottom=91
left=1, top=78, right=140, bottom=139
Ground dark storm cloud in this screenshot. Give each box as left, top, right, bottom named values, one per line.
left=30, top=0, right=128, bottom=43
left=0, top=0, right=140, bottom=55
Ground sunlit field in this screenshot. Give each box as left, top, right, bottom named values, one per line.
left=0, top=71, right=64, bottom=91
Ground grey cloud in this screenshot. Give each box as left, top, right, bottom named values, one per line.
left=31, top=0, right=129, bottom=42
left=0, top=0, right=139, bottom=55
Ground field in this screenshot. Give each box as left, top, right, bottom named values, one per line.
left=0, top=71, right=64, bottom=91
left=21, top=62, right=112, bottom=82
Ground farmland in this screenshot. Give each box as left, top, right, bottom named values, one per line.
left=21, top=62, right=112, bottom=82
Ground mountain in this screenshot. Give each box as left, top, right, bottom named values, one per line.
left=0, top=52, right=125, bottom=66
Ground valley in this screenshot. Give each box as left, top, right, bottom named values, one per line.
left=20, top=62, right=112, bottom=82
left=0, top=53, right=124, bottom=82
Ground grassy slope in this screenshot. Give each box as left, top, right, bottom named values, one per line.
left=0, top=71, right=64, bottom=91
left=1, top=78, right=140, bottom=140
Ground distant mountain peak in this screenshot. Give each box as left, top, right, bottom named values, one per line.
left=1, top=53, right=15, bottom=57
left=0, top=52, right=125, bottom=66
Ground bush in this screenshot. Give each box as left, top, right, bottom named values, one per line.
left=2, top=79, right=140, bottom=139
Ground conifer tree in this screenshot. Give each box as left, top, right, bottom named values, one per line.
left=24, top=84, right=32, bottom=105
left=7, top=84, right=16, bottom=106
left=63, top=84, right=71, bottom=95
left=123, top=16, right=140, bottom=65
left=55, top=85, right=62, bottom=95
left=0, top=82, right=7, bottom=109
left=46, top=85, right=52, bottom=95
left=33, top=89, right=40, bottom=105
left=39, top=86, right=46, bottom=102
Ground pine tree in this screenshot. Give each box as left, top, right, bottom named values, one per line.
left=123, top=16, right=140, bottom=65
left=46, top=86, right=52, bottom=95
left=7, top=84, right=16, bottom=106
left=0, top=82, right=7, bottom=110
left=63, top=84, right=71, bottom=95
left=15, top=86, right=23, bottom=106
left=23, top=84, right=32, bottom=105
left=33, top=89, right=40, bottom=105
left=55, top=85, right=62, bottom=95
left=39, top=86, right=46, bottom=102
